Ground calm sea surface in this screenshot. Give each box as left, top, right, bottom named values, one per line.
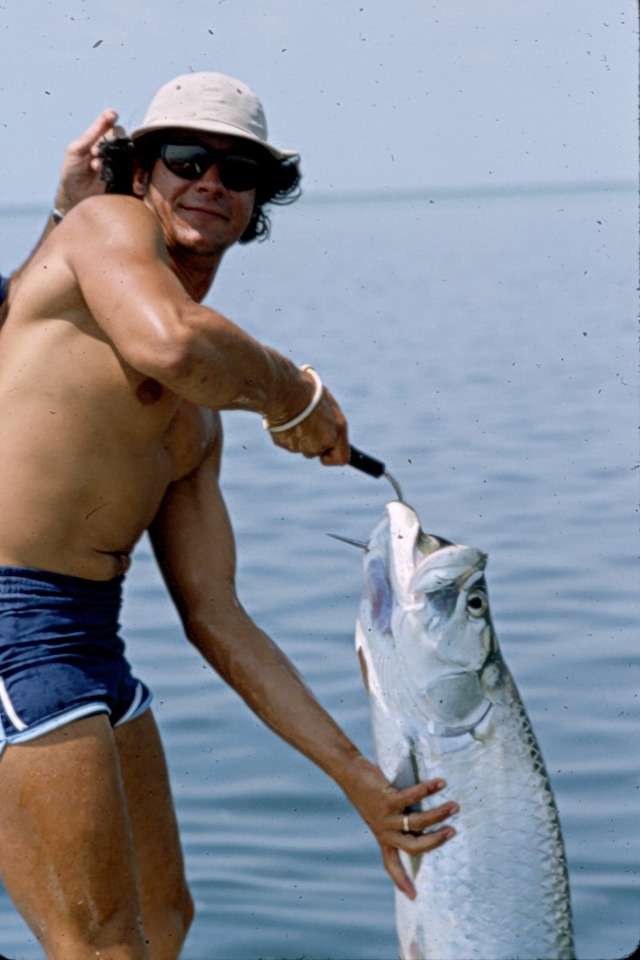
left=0, top=185, right=637, bottom=959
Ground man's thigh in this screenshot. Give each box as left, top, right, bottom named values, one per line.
left=114, top=710, right=191, bottom=930
left=0, top=713, right=144, bottom=948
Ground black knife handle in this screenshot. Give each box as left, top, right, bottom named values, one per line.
left=349, top=446, right=386, bottom=479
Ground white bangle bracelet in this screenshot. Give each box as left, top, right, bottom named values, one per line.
left=262, top=365, right=324, bottom=433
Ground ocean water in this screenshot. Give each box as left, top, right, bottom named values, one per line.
left=0, top=184, right=637, bottom=959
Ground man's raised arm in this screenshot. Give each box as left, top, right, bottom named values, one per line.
left=1, top=109, right=120, bottom=313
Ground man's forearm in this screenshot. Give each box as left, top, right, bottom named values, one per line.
left=143, top=300, right=314, bottom=426
left=185, top=602, right=363, bottom=787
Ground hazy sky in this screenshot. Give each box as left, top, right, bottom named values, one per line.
left=0, top=0, right=635, bottom=205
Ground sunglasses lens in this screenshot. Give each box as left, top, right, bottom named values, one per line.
left=160, top=144, right=207, bottom=180
left=219, top=156, right=260, bottom=192
left=160, top=144, right=261, bottom=192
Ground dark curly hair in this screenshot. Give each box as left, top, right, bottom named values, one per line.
left=99, top=133, right=301, bottom=243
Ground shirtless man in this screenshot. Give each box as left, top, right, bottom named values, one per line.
left=0, top=73, right=458, bottom=959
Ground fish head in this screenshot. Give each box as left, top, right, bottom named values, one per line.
left=357, top=501, right=497, bottom=734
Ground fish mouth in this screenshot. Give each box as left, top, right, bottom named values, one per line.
left=416, top=530, right=454, bottom=557
left=329, top=503, right=487, bottom=589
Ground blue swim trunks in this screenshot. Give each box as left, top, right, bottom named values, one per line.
left=0, top=567, right=152, bottom=755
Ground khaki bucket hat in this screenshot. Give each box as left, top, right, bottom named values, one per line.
left=131, top=72, right=299, bottom=161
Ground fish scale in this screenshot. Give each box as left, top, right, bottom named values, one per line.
left=406, top=701, right=574, bottom=959
left=354, top=500, right=575, bottom=960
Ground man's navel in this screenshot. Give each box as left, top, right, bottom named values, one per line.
left=136, top=378, right=164, bottom=405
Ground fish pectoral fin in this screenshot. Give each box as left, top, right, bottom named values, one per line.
left=408, top=851, right=424, bottom=881
left=367, top=695, right=420, bottom=790
left=390, top=749, right=420, bottom=794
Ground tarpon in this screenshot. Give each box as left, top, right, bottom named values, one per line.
left=352, top=500, right=575, bottom=960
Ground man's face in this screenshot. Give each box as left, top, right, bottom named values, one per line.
left=139, top=131, right=261, bottom=257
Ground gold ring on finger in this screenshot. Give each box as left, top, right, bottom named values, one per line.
left=402, top=814, right=411, bottom=834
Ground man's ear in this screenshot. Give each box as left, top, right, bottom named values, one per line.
left=132, top=163, right=149, bottom=198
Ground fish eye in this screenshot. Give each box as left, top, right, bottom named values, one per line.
left=467, top=590, right=488, bottom=618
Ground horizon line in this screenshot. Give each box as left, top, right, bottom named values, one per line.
left=301, top=178, right=636, bottom=205
left=0, top=178, right=634, bottom=217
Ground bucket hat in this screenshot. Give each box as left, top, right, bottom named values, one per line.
left=131, top=72, right=298, bottom=161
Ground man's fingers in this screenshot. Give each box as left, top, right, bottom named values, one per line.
left=67, top=108, right=118, bottom=156
left=395, top=778, right=446, bottom=809
left=320, top=431, right=350, bottom=466
left=90, top=124, right=127, bottom=157
left=381, top=845, right=416, bottom=900
left=397, top=802, right=459, bottom=835
left=267, top=379, right=350, bottom=464
left=271, top=417, right=349, bottom=464
left=398, top=825, right=456, bottom=856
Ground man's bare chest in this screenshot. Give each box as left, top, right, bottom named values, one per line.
left=1, top=308, right=215, bottom=483
left=111, top=362, right=217, bottom=482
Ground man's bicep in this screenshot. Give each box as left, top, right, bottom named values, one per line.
left=65, top=195, right=191, bottom=375
left=149, top=434, right=238, bottom=621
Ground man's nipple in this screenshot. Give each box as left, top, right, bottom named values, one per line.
left=136, top=378, right=164, bottom=405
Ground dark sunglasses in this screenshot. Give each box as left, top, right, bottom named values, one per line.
left=159, top=143, right=262, bottom=192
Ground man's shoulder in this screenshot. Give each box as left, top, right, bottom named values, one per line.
left=63, top=194, right=162, bottom=246
left=47, top=195, right=169, bottom=284
left=11, top=196, right=161, bottom=321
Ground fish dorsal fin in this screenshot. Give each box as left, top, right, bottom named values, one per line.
left=386, top=501, right=421, bottom=601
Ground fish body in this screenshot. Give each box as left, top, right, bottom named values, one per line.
left=355, top=501, right=574, bottom=960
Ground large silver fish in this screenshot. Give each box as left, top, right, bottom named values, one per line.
left=354, top=501, right=575, bottom=960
